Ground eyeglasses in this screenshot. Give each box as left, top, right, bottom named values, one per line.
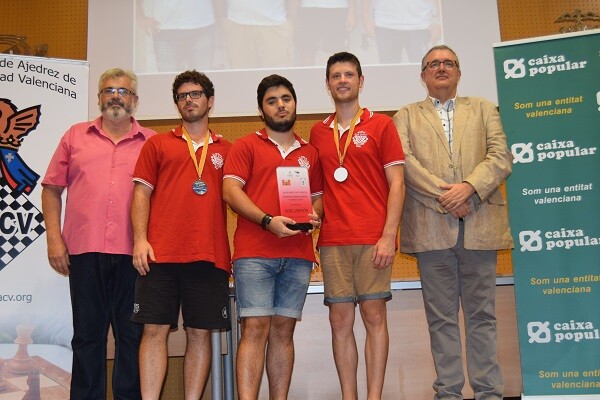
left=175, top=90, right=204, bottom=102
left=99, top=87, right=136, bottom=97
left=422, top=59, right=459, bottom=71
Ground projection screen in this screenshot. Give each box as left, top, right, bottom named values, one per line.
left=88, top=0, right=500, bottom=120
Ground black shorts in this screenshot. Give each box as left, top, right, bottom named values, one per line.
left=131, top=261, right=231, bottom=330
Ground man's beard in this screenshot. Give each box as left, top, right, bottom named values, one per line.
left=264, top=112, right=296, bottom=133
left=181, top=106, right=208, bottom=123
left=101, top=99, right=132, bottom=122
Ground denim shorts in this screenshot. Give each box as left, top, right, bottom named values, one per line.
left=233, top=258, right=313, bottom=319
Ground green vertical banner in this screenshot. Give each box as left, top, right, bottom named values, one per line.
left=493, top=31, right=600, bottom=399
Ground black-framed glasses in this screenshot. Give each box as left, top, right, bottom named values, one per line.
left=99, top=87, right=136, bottom=97
left=175, top=90, right=204, bottom=102
left=422, top=59, right=459, bottom=71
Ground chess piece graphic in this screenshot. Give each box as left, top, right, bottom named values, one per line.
left=22, top=370, right=41, bottom=400
left=0, top=358, right=9, bottom=391
left=6, top=324, right=36, bottom=375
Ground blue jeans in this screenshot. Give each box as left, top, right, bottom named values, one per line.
left=69, top=253, right=142, bottom=400
left=233, top=258, right=312, bottom=319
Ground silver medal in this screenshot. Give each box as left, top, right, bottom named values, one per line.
left=333, top=167, right=348, bottom=182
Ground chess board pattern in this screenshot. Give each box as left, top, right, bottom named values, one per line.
left=0, top=186, right=45, bottom=271
left=0, top=356, right=70, bottom=399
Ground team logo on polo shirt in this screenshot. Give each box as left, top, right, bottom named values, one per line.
left=297, top=156, right=310, bottom=168
left=0, top=98, right=46, bottom=271
left=353, top=131, right=368, bottom=147
left=211, top=152, right=224, bottom=169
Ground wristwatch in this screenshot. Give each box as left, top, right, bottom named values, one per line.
left=261, top=214, right=273, bottom=230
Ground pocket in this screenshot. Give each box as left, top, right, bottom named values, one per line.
left=487, top=189, right=506, bottom=206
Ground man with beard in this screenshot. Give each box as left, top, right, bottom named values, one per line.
left=223, top=74, right=323, bottom=400
left=130, top=70, right=232, bottom=399
left=42, top=68, right=155, bottom=400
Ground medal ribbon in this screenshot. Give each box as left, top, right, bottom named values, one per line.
left=333, top=107, right=363, bottom=167
left=182, top=126, right=210, bottom=181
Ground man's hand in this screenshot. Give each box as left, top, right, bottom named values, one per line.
left=306, top=212, right=322, bottom=234
left=372, top=235, right=396, bottom=270
left=47, top=236, right=70, bottom=276
left=449, top=202, right=471, bottom=219
left=267, top=216, right=301, bottom=238
left=438, top=182, right=475, bottom=211
left=133, top=240, right=155, bottom=275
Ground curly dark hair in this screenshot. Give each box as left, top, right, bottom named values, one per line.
left=172, top=70, right=215, bottom=103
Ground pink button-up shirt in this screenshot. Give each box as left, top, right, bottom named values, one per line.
left=42, top=117, right=155, bottom=255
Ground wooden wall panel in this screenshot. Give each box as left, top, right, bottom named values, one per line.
left=497, top=0, right=600, bottom=41
left=2, top=0, right=87, bottom=60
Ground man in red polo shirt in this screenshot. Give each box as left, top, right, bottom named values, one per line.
left=223, top=74, right=323, bottom=400
left=130, top=70, right=231, bottom=400
left=309, top=52, right=405, bottom=399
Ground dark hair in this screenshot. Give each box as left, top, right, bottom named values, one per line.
left=326, top=52, right=362, bottom=80
left=256, top=74, right=297, bottom=110
left=421, top=45, right=460, bottom=71
left=172, top=70, right=215, bottom=103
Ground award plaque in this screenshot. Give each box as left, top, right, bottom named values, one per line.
left=276, top=166, right=313, bottom=231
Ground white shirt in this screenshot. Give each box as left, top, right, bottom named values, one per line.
left=227, top=0, right=287, bottom=25
left=430, top=96, right=455, bottom=156
left=301, top=0, right=348, bottom=8
left=372, top=0, right=438, bottom=30
left=142, top=0, right=214, bottom=30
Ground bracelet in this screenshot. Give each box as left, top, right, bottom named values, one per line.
left=261, top=214, right=273, bottom=230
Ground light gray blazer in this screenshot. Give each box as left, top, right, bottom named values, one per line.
left=393, top=96, right=514, bottom=253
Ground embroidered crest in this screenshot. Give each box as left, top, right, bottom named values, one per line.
left=297, top=156, right=310, bottom=168
left=211, top=153, right=224, bottom=169
left=353, top=131, right=368, bottom=148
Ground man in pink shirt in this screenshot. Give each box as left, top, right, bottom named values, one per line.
left=41, top=68, right=155, bottom=400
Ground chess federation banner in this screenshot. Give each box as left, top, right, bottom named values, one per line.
left=493, top=31, right=600, bottom=398
left=0, top=55, right=88, bottom=388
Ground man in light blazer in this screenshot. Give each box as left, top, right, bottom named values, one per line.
left=393, top=45, right=514, bottom=400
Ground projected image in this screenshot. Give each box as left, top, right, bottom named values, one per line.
left=91, top=0, right=500, bottom=119
left=134, top=0, right=442, bottom=73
